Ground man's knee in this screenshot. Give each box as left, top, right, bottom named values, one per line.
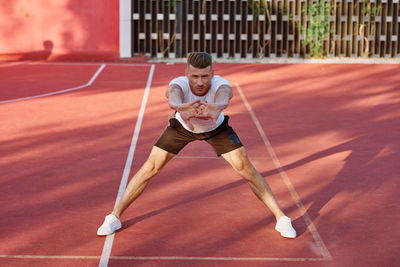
left=142, top=159, right=162, bottom=177
left=225, top=147, right=252, bottom=174
left=236, top=158, right=254, bottom=177
left=141, top=146, right=174, bottom=178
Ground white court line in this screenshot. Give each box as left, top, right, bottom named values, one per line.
left=110, top=256, right=329, bottom=261
left=0, top=61, right=29, bottom=68
left=0, top=64, right=106, bottom=104
left=28, top=61, right=152, bottom=67
left=235, top=82, right=332, bottom=261
left=98, top=64, right=155, bottom=267
left=175, top=155, right=270, bottom=159
left=0, top=254, right=330, bottom=261
left=0, top=255, right=99, bottom=259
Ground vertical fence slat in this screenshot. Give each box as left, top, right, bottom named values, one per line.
left=349, top=0, right=355, bottom=56
left=295, top=0, right=301, bottom=56
left=396, top=0, right=398, bottom=57
left=387, top=0, right=393, bottom=57
left=329, top=0, right=336, bottom=57
left=242, top=0, right=247, bottom=57
left=383, top=0, right=389, bottom=57
left=211, top=0, right=217, bottom=56
left=172, top=0, right=177, bottom=57
left=216, top=0, right=222, bottom=57
left=335, top=0, right=341, bottom=56
left=182, top=0, right=187, bottom=58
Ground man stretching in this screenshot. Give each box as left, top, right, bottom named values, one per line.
left=97, top=52, right=296, bottom=239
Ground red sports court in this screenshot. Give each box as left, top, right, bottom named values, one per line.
left=1, top=61, right=399, bottom=266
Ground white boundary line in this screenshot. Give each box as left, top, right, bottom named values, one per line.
left=111, top=256, right=329, bottom=261
left=175, top=155, right=271, bottom=159
left=0, top=255, right=330, bottom=261
left=0, top=255, right=99, bottom=259
left=98, top=64, right=155, bottom=267
left=0, top=61, right=29, bottom=67
left=235, top=82, right=332, bottom=260
left=0, top=64, right=106, bottom=104
left=28, top=62, right=152, bottom=67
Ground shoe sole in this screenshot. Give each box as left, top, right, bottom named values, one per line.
left=97, top=224, right=122, bottom=236
left=275, top=226, right=296, bottom=239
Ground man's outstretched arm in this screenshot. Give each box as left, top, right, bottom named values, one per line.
left=197, top=84, right=233, bottom=127
left=166, top=84, right=184, bottom=110
left=166, top=84, right=199, bottom=130
left=214, top=84, right=233, bottom=109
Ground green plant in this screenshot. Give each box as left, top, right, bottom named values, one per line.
left=361, top=0, right=381, bottom=17
left=165, top=0, right=176, bottom=12
left=248, top=0, right=266, bottom=20
left=301, top=0, right=332, bottom=58
left=247, top=0, right=271, bottom=57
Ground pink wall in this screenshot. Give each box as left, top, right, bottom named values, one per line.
left=0, top=0, right=119, bottom=59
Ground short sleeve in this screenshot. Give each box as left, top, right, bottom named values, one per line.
left=212, top=76, right=231, bottom=92
left=169, top=76, right=189, bottom=94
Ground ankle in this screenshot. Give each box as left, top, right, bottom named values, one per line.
left=275, top=213, right=286, bottom=221
left=111, top=212, right=121, bottom=219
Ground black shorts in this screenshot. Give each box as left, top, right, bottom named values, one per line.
left=154, top=116, right=243, bottom=156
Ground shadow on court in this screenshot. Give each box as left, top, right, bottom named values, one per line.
left=0, top=62, right=399, bottom=266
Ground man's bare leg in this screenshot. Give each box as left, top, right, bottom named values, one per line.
left=222, top=146, right=296, bottom=238
left=112, top=146, right=175, bottom=218
left=222, top=147, right=285, bottom=220
left=97, top=146, right=174, bottom=235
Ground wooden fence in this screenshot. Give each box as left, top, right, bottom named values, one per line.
left=132, top=0, right=400, bottom=59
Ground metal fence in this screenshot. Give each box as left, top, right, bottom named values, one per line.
left=132, top=0, right=400, bottom=59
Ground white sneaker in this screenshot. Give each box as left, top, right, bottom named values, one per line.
left=97, top=214, right=122, bottom=236
left=275, top=216, right=296, bottom=238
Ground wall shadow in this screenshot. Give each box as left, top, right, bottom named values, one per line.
left=1, top=40, right=53, bottom=61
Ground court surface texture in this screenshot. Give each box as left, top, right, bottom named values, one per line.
left=1, top=61, right=399, bottom=267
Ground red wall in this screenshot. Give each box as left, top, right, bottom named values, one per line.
left=0, top=0, right=119, bottom=60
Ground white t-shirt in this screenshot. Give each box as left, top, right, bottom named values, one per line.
left=169, top=75, right=231, bottom=133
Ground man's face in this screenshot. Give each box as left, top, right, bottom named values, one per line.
left=186, top=64, right=214, bottom=96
